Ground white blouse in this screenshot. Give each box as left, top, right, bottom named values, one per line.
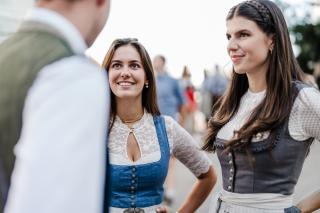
left=218, top=87, right=320, bottom=142
left=215, top=86, right=320, bottom=209
left=108, top=112, right=211, bottom=177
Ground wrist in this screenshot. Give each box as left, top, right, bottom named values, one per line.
left=295, top=205, right=306, bottom=213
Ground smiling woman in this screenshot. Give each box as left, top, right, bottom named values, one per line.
left=108, top=44, right=147, bottom=101
left=226, top=16, right=273, bottom=77
left=202, top=0, right=320, bottom=212
left=102, top=38, right=216, bottom=213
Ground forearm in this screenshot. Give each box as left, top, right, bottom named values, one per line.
left=177, top=166, right=216, bottom=213
left=296, top=190, right=320, bottom=213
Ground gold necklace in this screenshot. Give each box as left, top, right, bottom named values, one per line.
left=122, top=113, right=144, bottom=124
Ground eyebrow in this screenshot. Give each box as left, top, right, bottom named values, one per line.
left=110, top=60, right=142, bottom=64
left=226, top=29, right=251, bottom=35
left=129, top=60, right=142, bottom=63
left=110, top=60, right=122, bottom=63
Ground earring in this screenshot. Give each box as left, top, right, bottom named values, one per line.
left=145, top=83, right=149, bottom=88
left=269, top=47, right=273, bottom=54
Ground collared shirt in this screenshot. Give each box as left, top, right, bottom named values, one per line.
left=156, top=72, right=185, bottom=120
left=4, top=8, right=109, bottom=213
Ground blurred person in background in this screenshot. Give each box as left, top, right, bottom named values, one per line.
left=0, top=0, right=111, bottom=212
left=200, top=69, right=213, bottom=123
left=102, top=38, right=216, bottom=213
left=153, top=55, right=186, bottom=206
left=208, top=64, right=228, bottom=111
left=179, top=65, right=197, bottom=134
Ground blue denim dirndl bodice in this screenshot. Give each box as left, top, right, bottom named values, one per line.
left=110, top=116, right=170, bottom=208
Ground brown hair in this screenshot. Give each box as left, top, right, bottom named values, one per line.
left=203, top=0, right=303, bottom=152
left=102, top=38, right=160, bottom=132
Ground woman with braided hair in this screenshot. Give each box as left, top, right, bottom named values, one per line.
left=203, top=0, right=320, bottom=212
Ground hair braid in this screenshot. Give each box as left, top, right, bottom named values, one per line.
left=244, top=0, right=272, bottom=24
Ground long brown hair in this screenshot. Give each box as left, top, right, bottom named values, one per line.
left=203, top=0, right=303, bottom=152
left=102, top=38, right=160, bottom=132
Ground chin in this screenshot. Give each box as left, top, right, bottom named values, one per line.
left=233, top=67, right=246, bottom=74
left=115, top=93, right=140, bottom=100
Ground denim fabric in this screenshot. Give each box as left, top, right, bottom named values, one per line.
left=110, top=116, right=170, bottom=208
left=284, top=206, right=301, bottom=213
left=156, top=73, right=185, bottom=120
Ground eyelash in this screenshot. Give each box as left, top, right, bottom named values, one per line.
left=240, top=32, right=249, bottom=38
left=226, top=32, right=249, bottom=40
left=130, top=64, right=140, bottom=69
left=111, top=63, right=121, bottom=69
left=110, top=63, right=140, bottom=70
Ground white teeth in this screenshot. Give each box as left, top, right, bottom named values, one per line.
left=118, top=82, right=133, bottom=86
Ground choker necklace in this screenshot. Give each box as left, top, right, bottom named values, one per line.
left=122, top=113, right=144, bottom=124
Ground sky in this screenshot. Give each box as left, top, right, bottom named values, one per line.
left=87, top=0, right=309, bottom=87
left=87, top=0, right=240, bottom=86
left=1, top=0, right=310, bottom=87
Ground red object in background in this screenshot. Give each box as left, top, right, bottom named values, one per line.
left=185, top=86, right=197, bottom=112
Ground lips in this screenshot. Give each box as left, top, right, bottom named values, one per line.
left=230, top=55, right=244, bottom=63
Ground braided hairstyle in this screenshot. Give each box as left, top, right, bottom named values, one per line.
left=203, top=0, right=303, bottom=152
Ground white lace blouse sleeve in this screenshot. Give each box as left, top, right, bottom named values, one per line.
left=289, top=87, right=320, bottom=141
left=164, top=116, right=211, bottom=177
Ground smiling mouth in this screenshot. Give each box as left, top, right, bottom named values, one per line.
left=231, top=55, right=244, bottom=63
left=117, top=82, right=135, bottom=86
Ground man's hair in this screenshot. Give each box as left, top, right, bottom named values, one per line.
left=155, top=55, right=166, bottom=64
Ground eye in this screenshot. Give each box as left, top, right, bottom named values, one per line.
left=240, top=32, right=249, bottom=38
left=130, top=63, right=141, bottom=70
left=111, top=63, right=122, bottom=69
left=226, top=34, right=231, bottom=40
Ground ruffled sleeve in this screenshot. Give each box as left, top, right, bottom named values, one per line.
left=289, top=87, right=320, bottom=141
left=164, top=116, right=211, bottom=177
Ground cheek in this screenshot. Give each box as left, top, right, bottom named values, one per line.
left=108, top=72, right=118, bottom=89
left=108, top=71, right=117, bottom=83
left=253, top=46, right=269, bottom=61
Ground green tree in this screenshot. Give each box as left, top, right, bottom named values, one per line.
left=275, top=0, right=320, bottom=74
left=291, top=23, right=320, bottom=74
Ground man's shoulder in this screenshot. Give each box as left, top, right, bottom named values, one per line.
left=50, top=55, right=102, bottom=72
left=39, top=55, right=107, bottom=85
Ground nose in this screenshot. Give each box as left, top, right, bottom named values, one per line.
left=120, top=68, right=130, bottom=78
left=227, top=38, right=239, bottom=52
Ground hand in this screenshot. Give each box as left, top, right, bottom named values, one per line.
left=156, top=206, right=168, bottom=213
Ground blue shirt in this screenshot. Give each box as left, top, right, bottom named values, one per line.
left=156, top=73, right=185, bottom=120
left=208, top=72, right=228, bottom=96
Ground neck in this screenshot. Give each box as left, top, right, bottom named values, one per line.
left=246, top=68, right=267, bottom=93
left=37, top=1, right=96, bottom=47
left=116, top=98, right=144, bottom=123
